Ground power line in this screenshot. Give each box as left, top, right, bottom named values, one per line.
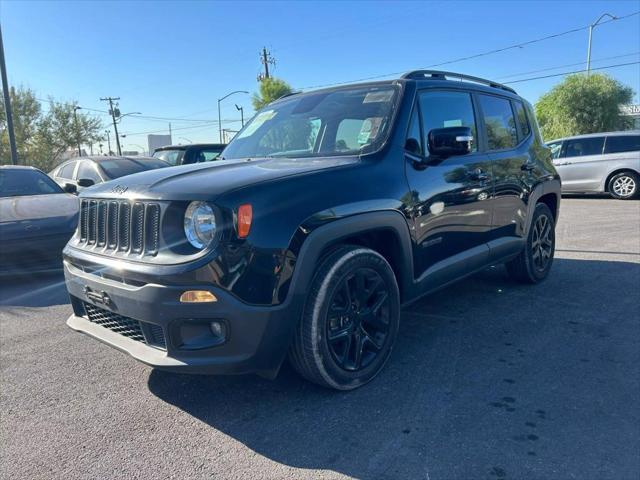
left=503, top=61, right=640, bottom=84
left=298, top=10, right=640, bottom=90
left=496, top=51, right=640, bottom=80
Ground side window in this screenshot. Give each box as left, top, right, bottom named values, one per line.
left=513, top=101, right=531, bottom=139
left=547, top=141, right=563, bottom=159
left=404, top=107, right=422, bottom=156
left=565, top=137, right=604, bottom=158
left=478, top=95, right=518, bottom=150
left=59, top=162, right=76, bottom=179
left=201, top=149, right=222, bottom=161
left=258, top=117, right=321, bottom=154
left=604, top=135, right=640, bottom=154
left=77, top=161, right=102, bottom=183
left=335, top=117, right=383, bottom=152
left=418, top=90, right=477, bottom=154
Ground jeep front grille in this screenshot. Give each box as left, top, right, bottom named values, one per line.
left=78, top=199, right=160, bottom=256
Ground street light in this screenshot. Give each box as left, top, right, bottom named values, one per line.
left=73, top=106, right=82, bottom=156
left=179, top=137, right=193, bottom=144
left=218, top=90, right=248, bottom=143
left=235, top=104, right=244, bottom=128
left=587, top=13, right=617, bottom=75
left=116, top=112, right=142, bottom=123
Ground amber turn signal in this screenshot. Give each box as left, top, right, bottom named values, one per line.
left=179, top=290, right=218, bottom=303
left=237, top=204, right=252, bottom=239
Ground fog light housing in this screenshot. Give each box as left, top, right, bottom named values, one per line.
left=178, top=320, right=227, bottom=350
left=180, top=290, right=217, bottom=303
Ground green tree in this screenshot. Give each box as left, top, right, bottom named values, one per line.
left=1, top=86, right=104, bottom=170
left=0, top=87, right=41, bottom=162
left=252, top=77, right=293, bottom=110
left=535, top=73, right=634, bottom=140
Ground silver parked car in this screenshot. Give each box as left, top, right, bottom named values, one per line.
left=546, top=131, right=640, bottom=199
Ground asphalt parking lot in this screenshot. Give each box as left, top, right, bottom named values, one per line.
left=1, top=198, right=639, bottom=480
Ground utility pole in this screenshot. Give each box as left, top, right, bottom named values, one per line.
left=105, top=129, right=112, bottom=155
left=258, top=47, right=275, bottom=81
left=73, top=106, right=82, bottom=156
left=169, top=122, right=172, bottom=142
left=0, top=25, right=18, bottom=165
left=586, top=13, right=617, bottom=75
left=100, top=96, right=122, bottom=155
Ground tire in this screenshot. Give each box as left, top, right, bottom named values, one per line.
left=506, top=203, right=555, bottom=284
left=289, top=245, right=400, bottom=390
left=608, top=171, right=639, bottom=200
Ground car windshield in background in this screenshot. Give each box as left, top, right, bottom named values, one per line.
left=153, top=149, right=185, bottom=165
left=0, top=169, right=63, bottom=198
left=100, top=159, right=168, bottom=179
left=222, top=85, right=399, bottom=160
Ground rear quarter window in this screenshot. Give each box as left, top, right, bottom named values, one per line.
left=604, top=135, right=640, bottom=154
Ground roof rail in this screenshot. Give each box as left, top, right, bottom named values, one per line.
left=401, top=70, right=516, bottom=94
left=275, top=91, right=302, bottom=101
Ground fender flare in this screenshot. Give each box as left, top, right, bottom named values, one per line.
left=524, top=178, right=561, bottom=235
left=284, top=210, right=415, bottom=306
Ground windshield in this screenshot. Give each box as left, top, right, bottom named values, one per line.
left=153, top=149, right=185, bottom=165
left=0, top=169, right=63, bottom=198
left=222, top=85, right=399, bottom=160
left=100, top=158, right=168, bottom=179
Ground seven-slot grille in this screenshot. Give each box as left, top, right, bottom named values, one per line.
left=83, top=302, right=166, bottom=350
left=79, top=199, right=160, bottom=256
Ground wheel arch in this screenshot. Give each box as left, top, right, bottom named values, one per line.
left=604, top=168, right=640, bottom=192
left=286, top=210, right=415, bottom=304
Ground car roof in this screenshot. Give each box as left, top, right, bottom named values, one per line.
left=71, top=156, right=163, bottom=163
left=548, top=130, right=640, bottom=143
left=0, top=164, right=39, bottom=170
left=154, top=143, right=226, bottom=151
left=270, top=70, right=522, bottom=106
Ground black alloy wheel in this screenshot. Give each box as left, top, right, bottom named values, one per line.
left=325, top=267, right=391, bottom=372
left=289, top=245, right=400, bottom=390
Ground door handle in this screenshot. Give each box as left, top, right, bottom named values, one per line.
left=469, top=168, right=489, bottom=181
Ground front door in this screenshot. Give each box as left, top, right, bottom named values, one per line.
left=404, top=89, right=494, bottom=281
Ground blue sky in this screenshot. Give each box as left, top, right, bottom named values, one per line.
left=2, top=0, right=639, bottom=150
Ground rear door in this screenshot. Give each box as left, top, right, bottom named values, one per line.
left=477, top=94, right=532, bottom=255
left=554, top=136, right=605, bottom=192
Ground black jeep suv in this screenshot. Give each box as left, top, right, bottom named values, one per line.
left=63, top=71, right=560, bottom=390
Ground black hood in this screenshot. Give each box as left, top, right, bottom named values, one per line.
left=79, top=156, right=359, bottom=201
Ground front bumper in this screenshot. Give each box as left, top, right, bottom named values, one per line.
left=63, top=260, right=299, bottom=377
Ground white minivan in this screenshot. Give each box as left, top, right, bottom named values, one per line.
left=547, top=131, right=640, bottom=199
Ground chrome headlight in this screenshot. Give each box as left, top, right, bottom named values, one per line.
left=184, top=201, right=217, bottom=249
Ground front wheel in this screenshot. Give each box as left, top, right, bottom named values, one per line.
left=289, top=246, right=400, bottom=390
left=506, top=203, right=555, bottom=284
left=608, top=171, right=639, bottom=200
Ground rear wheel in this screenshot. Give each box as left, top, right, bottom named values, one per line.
left=289, top=246, right=400, bottom=390
left=608, top=171, right=639, bottom=200
left=506, top=203, right=555, bottom=284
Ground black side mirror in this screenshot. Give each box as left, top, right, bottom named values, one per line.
left=428, top=126, right=473, bottom=158
left=63, top=183, right=77, bottom=194
left=77, top=178, right=95, bottom=188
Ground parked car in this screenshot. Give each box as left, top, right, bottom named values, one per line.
left=152, top=143, right=227, bottom=166
left=546, top=131, right=640, bottom=199
left=63, top=70, right=560, bottom=390
left=49, top=156, right=170, bottom=193
left=0, top=166, right=79, bottom=275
